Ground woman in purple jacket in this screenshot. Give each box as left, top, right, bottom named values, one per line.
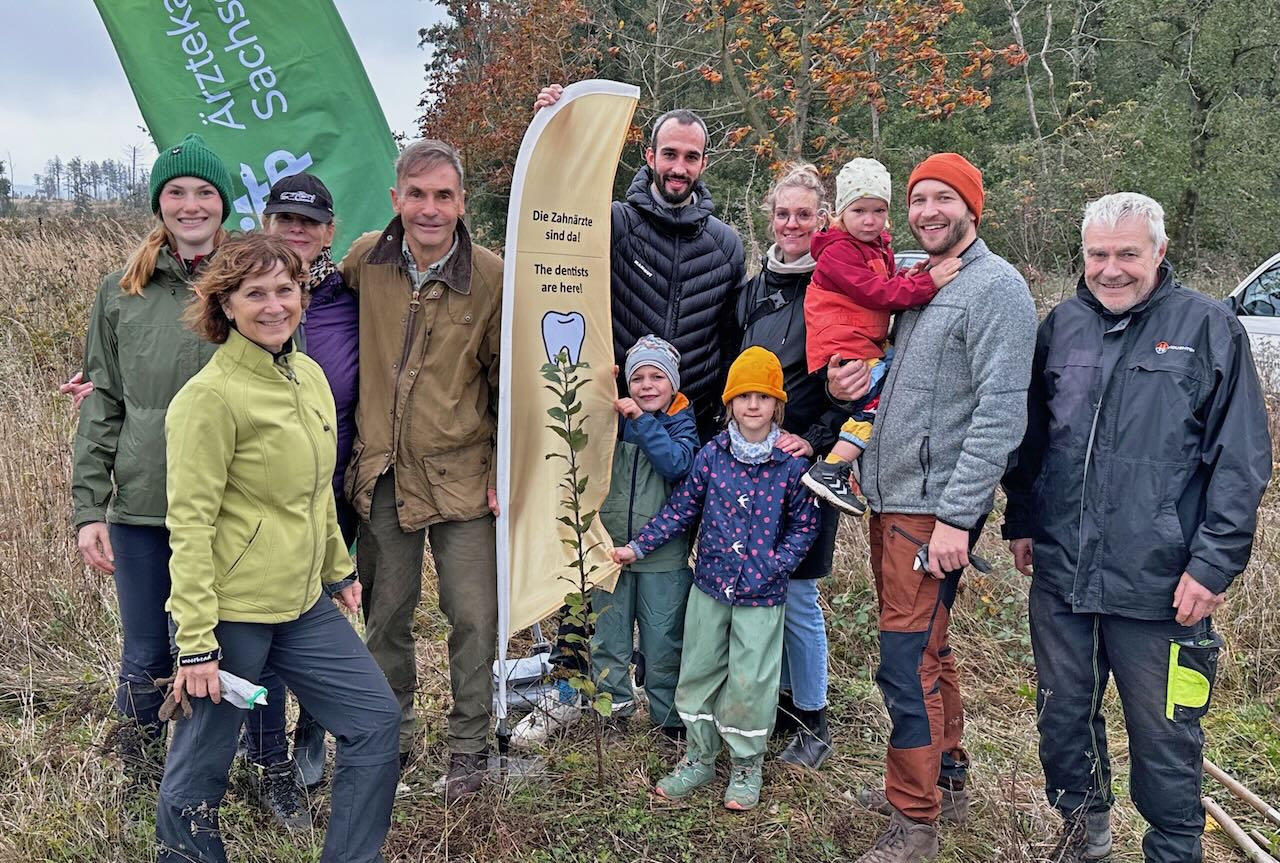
left=262, top=173, right=359, bottom=544
left=261, top=172, right=360, bottom=789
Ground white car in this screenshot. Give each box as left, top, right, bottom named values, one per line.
left=1226, top=252, right=1280, bottom=391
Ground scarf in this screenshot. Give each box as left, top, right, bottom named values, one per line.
left=764, top=243, right=816, bottom=275
left=308, top=247, right=337, bottom=290
left=728, top=421, right=780, bottom=464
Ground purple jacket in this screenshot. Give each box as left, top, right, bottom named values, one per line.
left=631, top=430, right=819, bottom=607
left=298, top=271, right=359, bottom=500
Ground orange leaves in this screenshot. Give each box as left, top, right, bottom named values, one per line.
left=726, top=125, right=755, bottom=146
left=699, top=65, right=724, bottom=84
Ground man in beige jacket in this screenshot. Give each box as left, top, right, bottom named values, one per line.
left=341, top=139, right=502, bottom=801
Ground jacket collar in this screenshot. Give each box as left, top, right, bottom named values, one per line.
left=958, top=237, right=988, bottom=264
left=1075, top=259, right=1176, bottom=318
left=625, top=166, right=716, bottom=238
left=220, top=326, right=298, bottom=379
left=364, top=215, right=475, bottom=295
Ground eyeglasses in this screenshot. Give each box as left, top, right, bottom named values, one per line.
left=773, top=209, right=818, bottom=225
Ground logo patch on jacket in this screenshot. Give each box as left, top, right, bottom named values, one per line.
left=1155, top=341, right=1195, bottom=355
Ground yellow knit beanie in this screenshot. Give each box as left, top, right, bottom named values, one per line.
left=722, top=346, right=787, bottom=405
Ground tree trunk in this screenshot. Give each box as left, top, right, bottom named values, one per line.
left=1172, top=78, right=1212, bottom=260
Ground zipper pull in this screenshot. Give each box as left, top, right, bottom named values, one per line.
left=312, top=407, right=332, bottom=432
left=409, top=289, right=421, bottom=313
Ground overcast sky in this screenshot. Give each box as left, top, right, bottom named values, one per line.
left=2, top=0, right=445, bottom=190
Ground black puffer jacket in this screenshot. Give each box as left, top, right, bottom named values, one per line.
left=1003, top=262, right=1271, bottom=619
left=611, top=166, right=745, bottom=435
left=736, top=254, right=845, bottom=456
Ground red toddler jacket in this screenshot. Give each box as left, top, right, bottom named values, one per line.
left=804, top=229, right=938, bottom=373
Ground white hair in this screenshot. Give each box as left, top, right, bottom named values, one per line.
left=1081, top=192, right=1168, bottom=254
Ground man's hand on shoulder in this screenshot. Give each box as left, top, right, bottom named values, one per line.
left=1172, top=572, right=1225, bottom=627
left=533, top=84, right=564, bottom=112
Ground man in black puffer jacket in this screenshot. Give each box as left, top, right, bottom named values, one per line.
left=609, top=134, right=746, bottom=436
left=535, top=86, right=746, bottom=437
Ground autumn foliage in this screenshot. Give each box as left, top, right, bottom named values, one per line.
left=421, top=0, right=1025, bottom=187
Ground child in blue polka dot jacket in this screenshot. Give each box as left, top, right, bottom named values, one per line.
left=612, top=345, right=820, bottom=811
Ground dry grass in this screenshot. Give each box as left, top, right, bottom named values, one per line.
left=1, top=218, right=1277, bottom=862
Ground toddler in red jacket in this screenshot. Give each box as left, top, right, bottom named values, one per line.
left=801, top=158, right=962, bottom=515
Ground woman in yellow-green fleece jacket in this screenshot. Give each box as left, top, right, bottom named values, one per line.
left=155, top=233, right=398, bottom=863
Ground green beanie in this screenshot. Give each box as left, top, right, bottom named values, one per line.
left=149, top=134, right=234, bottom=220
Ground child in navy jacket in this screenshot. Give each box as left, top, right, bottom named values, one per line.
left=613, top=346, right=819, bottom=811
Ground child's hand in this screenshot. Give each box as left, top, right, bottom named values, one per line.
left=614, top=397, right=643, bottom=419
left=612, top=546, right=637, bottom=564
left=928, top=257, right=964, bottom=289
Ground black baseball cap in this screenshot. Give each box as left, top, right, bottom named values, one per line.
left=263, top=172, right=335, bottom=224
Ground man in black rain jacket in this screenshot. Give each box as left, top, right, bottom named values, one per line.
left=1003, top=192, right=1271, bottom=863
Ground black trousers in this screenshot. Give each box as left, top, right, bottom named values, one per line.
left=1030, top=585, right=1218, bottom=863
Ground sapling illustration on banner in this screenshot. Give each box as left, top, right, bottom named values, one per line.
left=541, top=350, right=611, bottom=785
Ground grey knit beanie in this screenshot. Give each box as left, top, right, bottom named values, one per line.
left=149, top=133, right=234, bottom=220
left=625, top=334, right=681, bottom=395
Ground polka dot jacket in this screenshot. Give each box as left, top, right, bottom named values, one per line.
left=630, top=430, right=819, bottom=607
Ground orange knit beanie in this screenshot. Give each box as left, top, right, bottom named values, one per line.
left=907, top=153, right=984, bottom=225
left=722, top=346, right=787, bottom=405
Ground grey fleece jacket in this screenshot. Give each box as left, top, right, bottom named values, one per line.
left=861, top=238, right=1037, bottom=529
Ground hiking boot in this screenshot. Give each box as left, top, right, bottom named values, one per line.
left=778, top=707, right=833, bottom=770
left=855, top=809, right=938, bottom=863
left=292, top=715, right=327, bottom=789
left=855, top=782, right=970, bottom=825
left=441, top=751, right=488, bottom=802
left=802, top=460, right=866, bottom=516
left=250, top=760, right=312, bottom=832
left=1050, top=810, right=1112, bottom=861
left=510, top=679, right=582, bottom=749
left=724, top=757, right=764, bottom=811
left=654, top=755, right=717, bottom=799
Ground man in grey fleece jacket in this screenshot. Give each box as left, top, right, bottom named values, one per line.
left=849, top=154, right=1037, bottom=863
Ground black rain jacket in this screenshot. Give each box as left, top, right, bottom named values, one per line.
left=611, top=166, right=745, bottom=435
left=1003, top=262, right=1271, bottom=619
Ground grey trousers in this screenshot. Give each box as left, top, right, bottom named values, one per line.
left=358, top=471, right=498, bottom=754
left=156, top=598, right=400, bottom=863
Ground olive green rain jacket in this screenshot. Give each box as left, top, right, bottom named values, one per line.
left=72, top=252, right=216, bottom=529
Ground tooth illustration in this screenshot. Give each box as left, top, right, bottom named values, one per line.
left=541, top=311, right=587, bottom=365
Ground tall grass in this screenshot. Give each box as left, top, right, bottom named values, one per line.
left=0, top=219, right=1276, bottom=862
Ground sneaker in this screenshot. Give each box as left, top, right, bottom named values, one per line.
left=855, top=782, right=969, bottom=825
left=510, top=679, right=583, bottom=749
left=654, top=755, right=717, bottom=799
left=250, top=760, right=312, bottom=832
left=855, top=809, right=938, bottom=863
left=724, top=757, right=763, bottom=811
left=1050, top=810, right=1112, bottom=861
left=802, top=460, right=866, bottom=516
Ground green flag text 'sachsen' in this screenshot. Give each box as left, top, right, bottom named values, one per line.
left=94, top=0, right=398, bottom=255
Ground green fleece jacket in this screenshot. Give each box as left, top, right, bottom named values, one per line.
left=164, top=328, right=352, bottom=663
left=73, top=252, right=217, bottom=528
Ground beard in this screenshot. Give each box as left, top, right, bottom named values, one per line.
left=912, top=217, right=969, bottom=255
left=655, top=170, right=695, bottom=205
